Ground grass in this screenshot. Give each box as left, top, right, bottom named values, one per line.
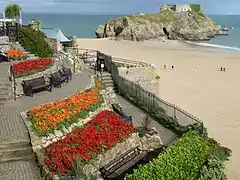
left=118, top=10, right=177, bottom=25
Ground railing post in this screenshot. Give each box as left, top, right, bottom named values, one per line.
left=174, top=106, right=177, bottom=120
left=201, top=122, right=204, bottom=134
left=12, top=68, right=17, bottom=101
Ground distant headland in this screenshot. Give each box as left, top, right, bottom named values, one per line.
left=95, top=4, right=228, bottom=41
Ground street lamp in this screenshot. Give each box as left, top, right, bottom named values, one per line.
left=100, top=63, right=104, bottom=80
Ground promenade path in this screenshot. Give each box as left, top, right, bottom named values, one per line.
left=0, top=63, right=92, bottom=180
left=0, top=64, right=176, bottom=179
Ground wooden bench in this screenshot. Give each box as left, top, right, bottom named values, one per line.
left=62, top=67, right=72, bottom=80
left=99, top=146, right=148, bottom=179
left=112, top=104, right=133, bottom=124
left=21, top=76, right=52, bottom=97
left=50, top=70, right=69, bottom=87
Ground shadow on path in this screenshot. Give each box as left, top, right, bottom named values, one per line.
left=117, top=95, right=178, bottom=146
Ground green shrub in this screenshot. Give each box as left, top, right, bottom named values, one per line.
left=125, top=131, right=212, bottom=180
left=198, top=138, right=232, bottom=180
left=190, top=4, right=201, bottom=12
left=19, top=27, right=53, bottom=58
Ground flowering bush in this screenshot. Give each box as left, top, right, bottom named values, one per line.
left=44, top=110, right=137, bottom=175
left=7, top=49, right=26, bottom=61
left=11, top=58, right=52, bottom=77
left=28, top=81, right=103, bottom=136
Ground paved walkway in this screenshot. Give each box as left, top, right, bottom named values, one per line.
left=117, top=95, right=177, bottom=146
left=0, top=62, right=92, bottom=180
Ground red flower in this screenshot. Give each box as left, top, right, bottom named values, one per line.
left=12, top=58, right=52, bottom=77
left=43, top=110, right=137, bottom=175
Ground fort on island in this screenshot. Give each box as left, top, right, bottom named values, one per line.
left=160, top=4, right=193, bottom=12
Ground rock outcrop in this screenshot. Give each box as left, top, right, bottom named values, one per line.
left=95, top=7, right=225, bottom=41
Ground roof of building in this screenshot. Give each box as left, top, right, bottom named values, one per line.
left=41, top=28, right=70, bottom=42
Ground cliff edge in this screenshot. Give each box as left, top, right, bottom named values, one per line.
left=95, top=5, right=224, bottom=41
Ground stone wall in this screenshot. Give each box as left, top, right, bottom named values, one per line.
left=118, top=66, right=160, bottom=94
left=45, top=38, right=57, bottom=54
left=57, top=51, right=84, bottom=73
left=14, top=57, right=63, bottom=96
left=14, top=51, right=84, bottom=96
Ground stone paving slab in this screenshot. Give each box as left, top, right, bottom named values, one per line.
left=0, top=160, right=41, bottom=180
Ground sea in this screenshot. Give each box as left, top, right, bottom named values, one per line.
left=22, top=13, right=240, bottom=51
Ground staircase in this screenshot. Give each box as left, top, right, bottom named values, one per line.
left=0, top=140, right=35, bottom=163
left=11, top=42, right=39, bottom=60
left=101, top=72, right=115, bottom=89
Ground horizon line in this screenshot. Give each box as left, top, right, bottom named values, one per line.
left=21, top=12, right=240, bottom=15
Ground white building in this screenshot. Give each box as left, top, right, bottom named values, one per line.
left=160, top=4, right=192, bottom=12
left=175, top=4, right=192, bottom=12
left=0, top=18, right=16, bottom=26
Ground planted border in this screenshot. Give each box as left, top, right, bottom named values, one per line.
left=12, top=58, right=53, bottom=78
left=43, top=110, right=137, bottom=176
left=27, top=81, right=103, bottom=136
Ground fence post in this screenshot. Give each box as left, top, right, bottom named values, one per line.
left=12, top=69, right=16, bottom=101
left=201, top=122, right=204, bottom=134
left=174, top=106, right=177, bottom=121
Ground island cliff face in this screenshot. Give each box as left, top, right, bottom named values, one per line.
left=95, top=5, right=224, bottom=41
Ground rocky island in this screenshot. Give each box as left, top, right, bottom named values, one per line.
left=95, top=4, right=228, bottom=41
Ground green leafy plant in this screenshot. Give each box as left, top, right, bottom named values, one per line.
left=198, top=138, right=232, bottom=180
left=68, top=157, right=89, bottom=179
left=19, top=27, right=53, bottom=58
left=125, top=131, right=212, bottom=180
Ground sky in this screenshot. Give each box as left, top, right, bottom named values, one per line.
left=0, top=0, right=240, bottom=15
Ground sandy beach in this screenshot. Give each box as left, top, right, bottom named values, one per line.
left=76, top=38, right=240, bottom=179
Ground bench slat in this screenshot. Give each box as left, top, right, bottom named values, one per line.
left=105, top=150, right=139, bottom=175
left=108, top=152, right=147, bottom=178
left=100, top=146, right=148, bottom=178
left=101, top=146, right=139, bottom=170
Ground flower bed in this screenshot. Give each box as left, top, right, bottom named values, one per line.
left=11, top=58, right=52, bottom=78
left=43, top=110, right=137, bottom=176
left=7, top=49, right=27, bottom=61
left=27, top=81, right=103, bottom=136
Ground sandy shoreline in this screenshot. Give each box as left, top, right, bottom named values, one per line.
left=76, top=38, right=240, bottom=179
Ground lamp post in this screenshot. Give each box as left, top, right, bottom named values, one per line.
left=100, top=63, right=104, bottom=81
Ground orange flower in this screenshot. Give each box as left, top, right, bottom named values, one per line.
left=7, top=49, right=26, bottom=58
left=28, top=81, right=103, bottom=136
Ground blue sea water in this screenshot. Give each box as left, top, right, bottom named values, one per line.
left=22, top=13, right=240, bottom=50
left=22, top=13, right=122, bottom=38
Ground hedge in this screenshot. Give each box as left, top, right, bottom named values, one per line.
left=19, top=27, right=53, bottom=58
left=125, top=131, right=231, bottom=180
left=125, top=131, right=212, bottom=180
left=198, top=138, right=231, bottom=180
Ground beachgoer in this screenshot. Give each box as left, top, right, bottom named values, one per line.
left=223, top=67, right=226, bottom=72
left=164, top=64, right=166, bottom=69
left=172, top=65, right=174, bottom=69
left=220, top=67, right=223, bottom=71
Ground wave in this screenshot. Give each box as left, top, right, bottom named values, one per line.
left=184, top=41, right=240, bottom=51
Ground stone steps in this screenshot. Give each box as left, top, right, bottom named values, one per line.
left=101, top=72, right=115, bottom=88
left=11, top=42, right=39, bottom=60
left=0, top=75, right=13, bottom=104
left=0, top=140, right=34, bottom=163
